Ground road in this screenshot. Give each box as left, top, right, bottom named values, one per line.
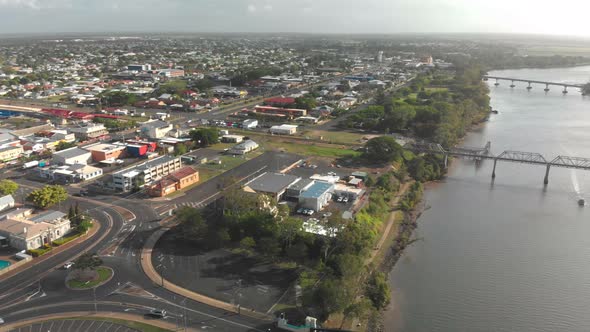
left=0, top=170, right=274, bottom=331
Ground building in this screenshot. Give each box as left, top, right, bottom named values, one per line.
left=159, top=69, right=185, bottom=78
left=0, top=210, right=71, bottom=251
left=299, top=181, right=334, bottom=211
left=85, top=143, right=127, bottom=162
left=377, top=50, right=384, bottom=63
left=0, top=195, right=15, bottom=212
left=52, top=147, right=92, bottom=165
left=128, top=64, right=151, bottom=71
left=140, top=120, right=173, bottom=139
left=242, top=119, right=258, bottom=129
left=270, top=124, right=298, bottom=135
left=284, top=179, right=314, bottom=200
left=338, top=97, right=358, bottom=109
left=112, top=155, right=182, bottom=191
left=228, top=140, right=259, bottom=155
left=68, top=124, right=109, bottom=140
left=147, top=166, right=199, bottom=197
left=243, top=172, right=301, bottom=200
left=0, top=145, right=23, bottom=162
left=221, top=135, right=244, bottom=144
left=254, top=105, right=307, bottom=118
left=264, top=97, right=296, bottom=107
left=39, top=164, right=103, bottom=183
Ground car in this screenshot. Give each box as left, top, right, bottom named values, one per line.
left=150, top=309, right=167, bottom=318
left=63, top=262, right=74, bottom=269
left=297, top=208, right=304, bottom=214
left=342, top=197, right=349, bottom=203
left=337, top=196, right=344, bottom=203
left=307, top=209, right=315, bottom=216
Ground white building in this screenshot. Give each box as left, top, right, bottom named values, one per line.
left=0, top=210, right=71, bottom=251
left=0, top=195, right=15, bottom=212
left=52, top=147, right=92, bottom=165
left=140, top=120, right=173, bottom=139
left=112, top=155, right=182, bottom=191
left=242, top=119, right=258, bottom=129
left=299, top=181, right=334, bottom=211
left=228, top=140, right=259, bottom=155
left=68, top=124, right=108, bottom=140
left=270, top=124, right=298, bottom=135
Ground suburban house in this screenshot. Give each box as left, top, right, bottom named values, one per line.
left=0, top=195, right=15, bottom=212
left=0, top=210, right=71, bottom=251
left=147, top=166, right=199, bottom=197
left=52, top=147, right=92, bottom=165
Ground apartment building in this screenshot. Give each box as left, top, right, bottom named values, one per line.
left=112, top=155, right=182, bottom=191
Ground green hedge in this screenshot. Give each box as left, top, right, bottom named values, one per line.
left=27, top=245, right=52, bottom=257
left=52, top=231, right=82, bottom=246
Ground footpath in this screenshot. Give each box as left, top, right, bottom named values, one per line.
left=141, top=223, right=272, bottom=321
left=0, top=311, right=195, bottom=332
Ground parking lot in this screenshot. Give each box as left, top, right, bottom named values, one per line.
left=9, top=319, right=141, bottom=332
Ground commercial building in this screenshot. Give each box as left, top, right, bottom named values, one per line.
left=85, top=143, right=127, bottom=162
left=52, top=147, right=92, bottom=165
left=264, top=97, right=296, bottom=107
left=221, top=135, right=244, bottom=143
left=299, top=181, right=334, bottom=211
left=0, top=210, right=71, bottom=251
left=112, top=155, right=182, bottom=191
left=0, top=145, right=23, bottom=162
left=284, top=178, right=314, bottom=200
left=128, top=64, right=152, bottom=71
left=254, top=106, right=307, bottom=119
left=243, top=172, right=301, bottom=200
left=68, top=124, right=109, bottom=140
left=159, top=69, right=185, bottom=78
left=270, top=124, right=298, bottom=135
left=147, top=166, right=199, bottom=197
left=140, top=120, right=173, bottom=139
left=228, top=140, right=259, bottom=155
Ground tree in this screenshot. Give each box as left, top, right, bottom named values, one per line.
left=27, top=185, right=68, bottom=209
left=294, top=97, right=317, bottom=111
left=366, top=272, right=391, bottom=310
left=0, top=179, right=18, bottom=195
left=189, top=128, right=219, bottom=147
left=176, top=207, right=208, bottom=240
left=363, top=136, right=404, bottom=164
left=55, top=141, right=77, bottom=151
left=240, top=236, right=256, bottom=250
left=279, top=217, right=303, bottom=248
left=74, top=252, right=103, bottom=270
left=77, top=219, right=93, bottom=234
left=174, top=143, right=188, bottom=156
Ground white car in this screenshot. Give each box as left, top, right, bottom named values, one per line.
left=342, top=197, right=349, bottom=203
left=63, top=262, right=74, bottom=269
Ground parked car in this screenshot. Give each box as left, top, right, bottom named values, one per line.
left=337, top=196, right=343, bottom=203
left=297, top=208, right=304, bottom=214
left=63, top=262, right=74, bottom=269
left=342, top=197, right=349, bottom=203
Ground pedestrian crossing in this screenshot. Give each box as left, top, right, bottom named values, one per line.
left=154, top=201, right=207, bottom=216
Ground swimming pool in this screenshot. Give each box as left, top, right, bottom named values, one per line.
left=0, top=260, right=11, bottom=270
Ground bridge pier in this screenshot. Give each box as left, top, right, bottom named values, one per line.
left=563, top=86, right=568, bottom=94
left=544, top=84, right=550, bottom=92
left=510, top=80, right=515, bottom=88
left=526, top=82, right=532, bottom=90
left=544, top=165, right=551, bottom=185
left=491, top=159, right=498, bottom=179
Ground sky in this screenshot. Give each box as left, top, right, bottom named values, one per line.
left=0, top=0, right=589, bottom=36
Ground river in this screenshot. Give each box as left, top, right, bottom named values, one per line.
left=385, top=66, right=590, bottom=332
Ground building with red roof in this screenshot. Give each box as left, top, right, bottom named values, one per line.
left=264, top=97, right=296, bottom=107
left=147, top=166, right=199, bottom=197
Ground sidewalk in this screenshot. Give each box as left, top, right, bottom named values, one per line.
left=0, top=311, right=197, bottom=332
left=141, top=225, right=272, bottom=321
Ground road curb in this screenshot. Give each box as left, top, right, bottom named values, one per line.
left=65, top=266, right=114, bottom=291
left=140, top=225, right=272, bottom=321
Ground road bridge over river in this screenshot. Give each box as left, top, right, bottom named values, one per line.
left=483, top=75, right=585, bottom=94
left=406, top=141, right=590, bottom=184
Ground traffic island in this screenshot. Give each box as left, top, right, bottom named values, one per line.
left=66, top=266, right=113, bottom=290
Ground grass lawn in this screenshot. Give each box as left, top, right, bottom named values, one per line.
left=67, top=267, right=112, bottom=289
left=55, top=318, right=171, bottom=332
left=425, top=87, right=449, bottom=93
left=305, top=130, right=368, bottom=145
left=263, top=141, right=361, bottom=158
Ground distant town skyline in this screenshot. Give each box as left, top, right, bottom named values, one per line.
left=1, top=0, right=590, bottom=37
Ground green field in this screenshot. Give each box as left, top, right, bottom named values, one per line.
left=263, top=141, right=360, bottom=158
left=305, top=130, right=368, bottom=145
left=67, top=267, right=112, bottom=289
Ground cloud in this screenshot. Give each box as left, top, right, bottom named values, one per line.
left=247, top=4, right=256, bottom=12
left=0, top=0, right=41, bottom=9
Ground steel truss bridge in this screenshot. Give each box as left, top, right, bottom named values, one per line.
left=406, top=141, right=590, bottom=184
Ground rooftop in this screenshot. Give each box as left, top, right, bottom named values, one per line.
left=28, top=210, right=67, bottom=224
left=53, top=147, right=90, bottom=159
left=246, top=172, right=300, bottom=194
left=300, top=181, right=334, bottom=199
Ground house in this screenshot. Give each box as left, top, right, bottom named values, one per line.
left=242, top=119, right=258, bottom=129
left=228, top=140, right=259, bottom=155
left=0, top=195, right=15, bottom=212
left=338, top=97, right=358, bottom=109
left=311, top=105, right=334, bottom=118
left=270, top=124, right=298, bottom=135
left=140, top=120, right=173, bottom=139
left=85, top=143, right=127, bottom=162
left=147, top=166, right=199, bottom=197
left=243, top=172, right=301, bottom=200
left=112, top=155, right=182, bottom=191
left=52, top=147, right=92, bottom=165
left=0, top=210, right=71, bottom=251
left=0, top=145, right=23, bottom=162
left=221, top=135, right=244, bottom=143
left=299, top=181, right=334, bottom=211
